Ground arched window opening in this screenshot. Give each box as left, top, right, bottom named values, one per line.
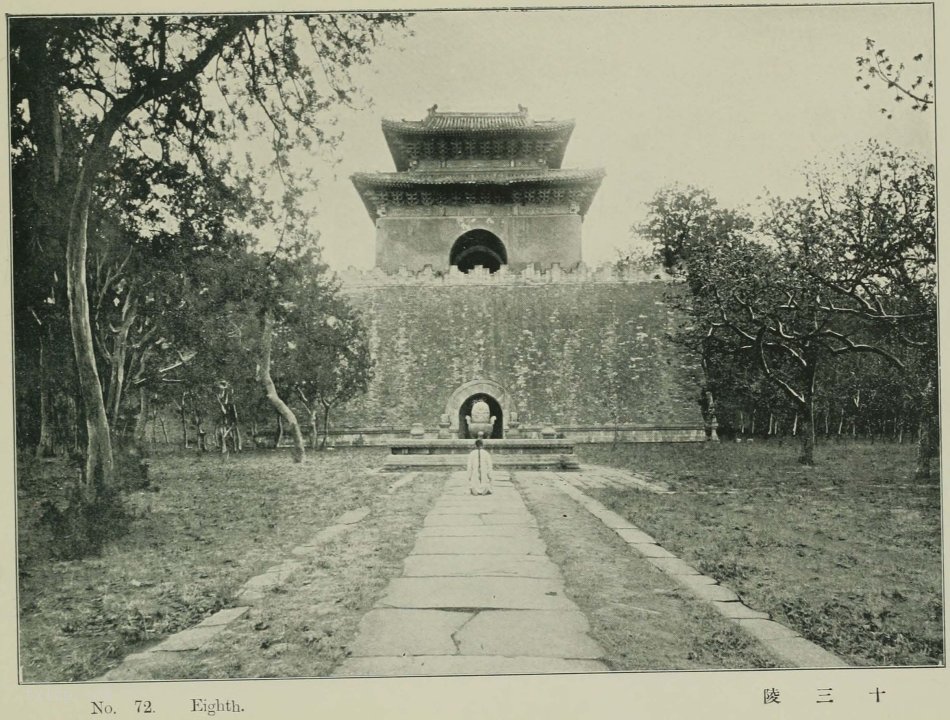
left=450, top=230, right=507, bottom=273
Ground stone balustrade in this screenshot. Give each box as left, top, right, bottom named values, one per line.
left=336, top=262, right=670, bottom=289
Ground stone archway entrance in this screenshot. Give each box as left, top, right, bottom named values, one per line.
left=458, top=394, right=504, bottom=439
left=450, top=229, right=507, bottom=273
left=445, top=378, right=512, bottom=439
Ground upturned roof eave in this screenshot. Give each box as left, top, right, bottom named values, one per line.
left=350, top=169, right=605, bottom=222
left=380, top=117, right=576, bottom=134
left=381, top=119, right=576, bottom=170
left=351, top=167, right=606, bottom=187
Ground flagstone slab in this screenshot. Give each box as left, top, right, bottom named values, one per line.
left=417, top=525, right=541, bottom=538
left=429, top=503, right=527, bottom=515
left=628, top=543, right=676, bottom=559
left=310, top=525, right=349, bottom=543
left=334, top=655, right=608, bottom=676
left=455, top=610, right=603, bottom=658
left=589, top=507, right=639, bottom=530
left=412, top=536, right=547, bottom=556
left=710, top=601, right=770, bottom=620
left=337, top=507, right=371, bottom=525
left=481, top=514, right=538, bottom=526
left=764, top=636, right=849, bottom=668
left=615, top=528, right=658, bottom=544
left=736, top=618, right=802, bottom=643
left=235, top=588, right=265, bottom=604
left=403, top=554, right=561, bottom=579
left=241, top=571, right=282, bottom=591
left=645, top=556, right=702, bottom=576
left=435, top=494, right=519, bottom=502
left=377, top=577, right=576, bottom=610
left=152, top=625, right=225, bottom=652
left=669, top=573, right=718, bottom=591
left=275, top=560, right=303, bottom=579
left=387, top=473, right=418, bottom=494
left=195, top=607, right=250, bottom=628
left=425, top=514, right=484, bottom=527
left=679, top=581, right=740, bottom=603
left=349, top=609, right=473, bottom=657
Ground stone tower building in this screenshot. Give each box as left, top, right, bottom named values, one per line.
left=352, top=104, right=604, bottom=275
left=334, top=107, right=705, bottom=444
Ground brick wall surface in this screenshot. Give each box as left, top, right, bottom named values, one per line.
left=375, top=213, right=582, bottom=272
left=335, top=281, right=705, bottom=432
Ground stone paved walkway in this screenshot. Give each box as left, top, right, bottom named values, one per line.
left=334, top=471, right=608, bottom=676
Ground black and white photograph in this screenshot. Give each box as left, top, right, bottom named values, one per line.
left=1, top=1, right=945, bottom=717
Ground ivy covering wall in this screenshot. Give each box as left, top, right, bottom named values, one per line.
left=336, top=281, right=704, bottom=430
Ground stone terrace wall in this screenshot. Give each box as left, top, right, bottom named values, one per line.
left=334, top=265, right=705, bottom=437
left=337, top=261, right=670, bottom=288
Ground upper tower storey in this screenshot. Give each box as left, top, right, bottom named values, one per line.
left=381, top=104, right=575, bottom=171
left=351, top=106, right=604, bottom=274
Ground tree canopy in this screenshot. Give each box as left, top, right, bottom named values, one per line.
left=10, top=13, right=406, bottom=499
left=631, top=141, right=936, bottom=470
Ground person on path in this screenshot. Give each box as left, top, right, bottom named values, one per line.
left=467, top=436, right=493, bottom=495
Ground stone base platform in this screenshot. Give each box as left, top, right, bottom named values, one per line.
left=382, top=439, right=581, bottom=472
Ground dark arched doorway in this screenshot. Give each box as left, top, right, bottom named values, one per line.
left=458, top=394, right=504, bottom=439
left=450, top=230, right=507, bottom=273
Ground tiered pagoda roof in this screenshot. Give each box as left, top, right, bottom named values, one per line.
left=353, top=106, right=604, bottom=222
left=352, top=168, right=605, bottom=222
left=382, top=105, right=575, bottom=170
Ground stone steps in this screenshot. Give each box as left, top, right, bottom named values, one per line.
left=383, top=438, right=581, bottom=472
left=382, top=452, right=580, bottom=472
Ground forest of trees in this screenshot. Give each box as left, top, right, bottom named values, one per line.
left=626, top=140, right=936, bottom=475
left=10, top=15, right=400, bottom=537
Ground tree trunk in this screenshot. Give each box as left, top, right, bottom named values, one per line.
left=66, top=146, right=116, bottom=500
left=215, top=383, right=241, bottom=454
left=798, top=365, right=817, bottom=465
left=159, top=415, right=169, bottom=444
left=914, top=416, right=934, bottom=480
left=35, top=335, right=55, bottom=457
left=257, top=311, right=304, bottom=462
left=71, top=392, right=83, bottom=455
left=58, top=19, right=248, bottom=498
left=275, top=415, right=284, bottom=448
left=134, top=386, right=148, bottom=441
left=194, top=406, right=206, bottom=452
left=231, top=402, right=243, bottom=452
left=914, top=380, right=937, bottom=480
left=309, top=409, right=319, bottom=450
left=799, top=406, right=815, bottom=464
left=104, top=302, right=135, bottom=427
left=179, top=394, right=190, bottom=448
left=321, top=402, right=331, bottom=450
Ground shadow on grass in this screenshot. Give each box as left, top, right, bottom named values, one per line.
left=16, top=447, right=428, bottom=681
left=577, top=441, right=943, bottom=667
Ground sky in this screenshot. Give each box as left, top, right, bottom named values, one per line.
left=295, top=4, right=936, bottom=271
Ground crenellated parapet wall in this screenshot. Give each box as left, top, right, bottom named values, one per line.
left=337, top=262, right=671, bottom=289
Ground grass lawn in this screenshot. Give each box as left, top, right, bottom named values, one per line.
left=16, top=447, right=440, bottom=682
left=517, top=474, right=779, bottom=670
left=577, top=440, right=944, bottom=667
